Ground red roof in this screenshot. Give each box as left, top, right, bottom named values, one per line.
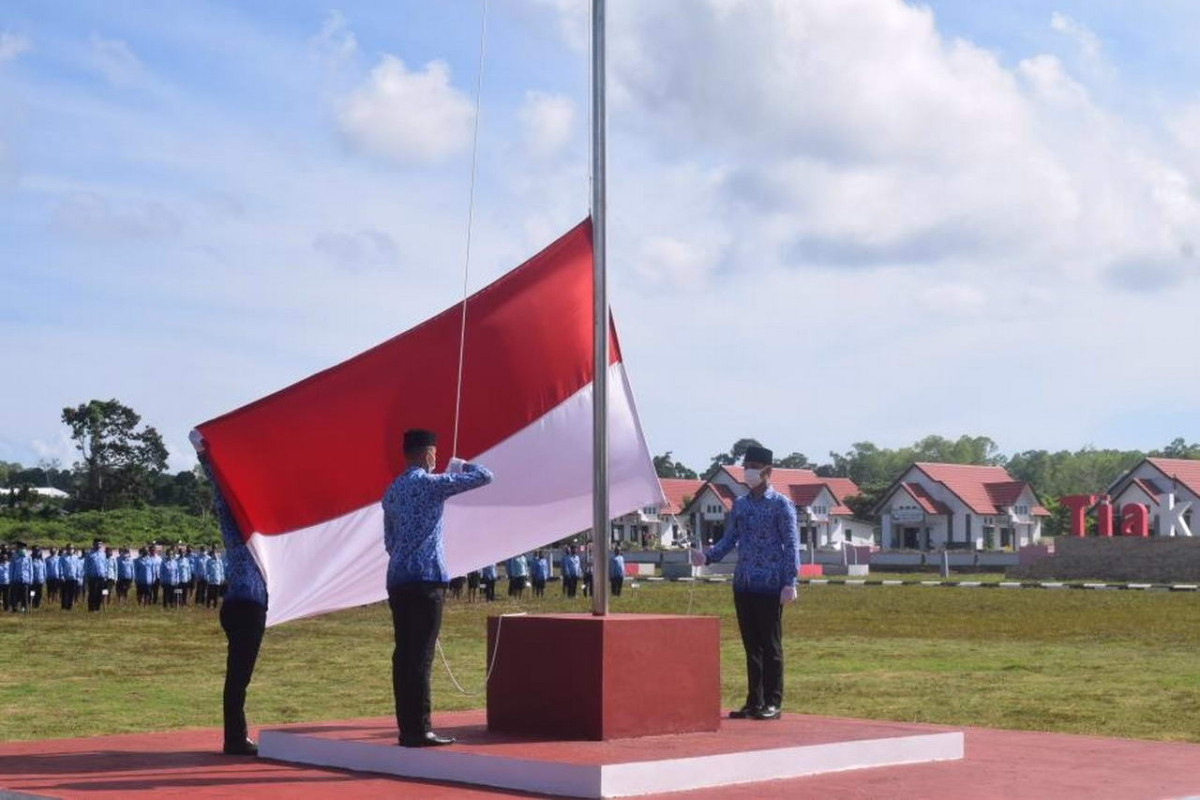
left=913, top=463, right=1047, bottom=515
left=723, top=465, right=818, bottom=485
left=1128, top=477, right=1163, bottom=501
left=788, top=484, right=826, bottom=507
left=658, top=478, right=704, bottom=515
left=1146, top=458, right=1200, bottom=497
left=822, top=477, right=861, bottom=503
left=899, top=482, right=951, bottom=515
left=712, top=484, right=737, bottom=510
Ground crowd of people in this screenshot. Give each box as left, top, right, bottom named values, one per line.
left=449, top=545, right=627, bottom=602
left=0, top=538, right=227, bottom=613
left=0, top=538, right=631, bottom=614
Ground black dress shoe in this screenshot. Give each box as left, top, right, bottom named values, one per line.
left=223, top=738, right=258, bottom=755
left=400, top=731, right=456, bottom=748
left=752, top=705, right=782, bottom=720
left=728, top=705, right=761, bottom=720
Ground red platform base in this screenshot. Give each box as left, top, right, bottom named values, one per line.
left=486, top=613, right=720, bottom=740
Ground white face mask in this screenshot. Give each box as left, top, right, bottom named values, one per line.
left=744, top=468, right=764, bottom=488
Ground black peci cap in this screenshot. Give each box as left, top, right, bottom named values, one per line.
left=404, top=429, right=438, bottom=451
left=743, top=446, right=773, bottom=465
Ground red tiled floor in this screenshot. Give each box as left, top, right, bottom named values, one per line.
left=2, top=712, right=1198, bottom=799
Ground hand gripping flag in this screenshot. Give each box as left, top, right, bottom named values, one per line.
left=193, top=220, right=663, bottom=625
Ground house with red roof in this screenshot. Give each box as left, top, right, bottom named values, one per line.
left=873, top=463, right=1048, bottom=551
left=612, top=477, right=704, bottom=547
left=1104, top=458, right=1199, bottom=536
left=679, top=465, right=873, bottom=550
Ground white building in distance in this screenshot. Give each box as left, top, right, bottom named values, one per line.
left=1104, top=457, right=1198, bottom=536
left=681, top=466, right=873, bottom=551
left=874, top=463, right=1047, bottom=551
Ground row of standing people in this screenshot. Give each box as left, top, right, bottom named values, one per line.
left=0, top=539, right=228, bottom=613
left=445, top=545, right=627, bottom=602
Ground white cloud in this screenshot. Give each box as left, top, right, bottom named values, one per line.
left=51, top=192, right=184, bottom=240
left=337, top=55, right=474, bottom=163
left=312, top=228, right=400, bottom=270
left=89, top=33, right=145, bottom=86
left=1050, top=11, right=1102, bottom=60
left=636, top=236, right=718, bottom=290
left=518, top=91, right=575, bottom=158
left=0, top=30, right=31, bottom=62
left=311, top=10, right=357, bottom=67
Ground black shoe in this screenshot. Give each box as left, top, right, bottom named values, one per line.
left=223, top=738, right=258, bottom=755
left=728, top=705, right=761, bottom=720
left=400, top=731, right=456, bottom=748
left=752, top=705, right=782, bottom=720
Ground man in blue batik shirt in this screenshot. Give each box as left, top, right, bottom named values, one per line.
left=193, top=429, right=270, bottom=758
left=9, top=542, right=33, bottom=612
left=692, top=445, right=799, bottom=721
left=383, top=428, right=493, bottom=748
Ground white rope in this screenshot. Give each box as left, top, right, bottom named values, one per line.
left=437, top=611, right=518, bottom=697
left=451, top=0, right=490, bottom=459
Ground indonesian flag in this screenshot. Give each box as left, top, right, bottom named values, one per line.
left=193, top=220, right=662, bottom=626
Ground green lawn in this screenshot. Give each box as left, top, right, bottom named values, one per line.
left=1, top=581, right=1197, bottom=743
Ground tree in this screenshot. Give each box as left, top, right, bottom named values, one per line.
left=653, top=452, right=699, bottom=480
left=62, top=399, right=169, bottom=510
left=1151, top=438, right=1200, bottom=460
left=774, top=452, right=813, bottom=469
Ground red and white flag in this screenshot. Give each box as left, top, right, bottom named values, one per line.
left=193, top=220, right=662, bottom=626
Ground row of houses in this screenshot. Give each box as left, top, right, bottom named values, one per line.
left=611, top=457, right=1199, bottom=552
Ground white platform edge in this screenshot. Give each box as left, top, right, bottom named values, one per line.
left=259, top=730, right=601, bottom=797
left=601, top=731, right=965, bottom=798
left=260, top=728, right=964, bottom=799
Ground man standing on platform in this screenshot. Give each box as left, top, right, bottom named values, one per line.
left=691, top=445, right=799, bottom=721
left=383, top=429, right=493, bottom=748
left=193, top=434, right=270, bottom=757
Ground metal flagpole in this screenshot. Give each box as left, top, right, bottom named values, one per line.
left=590, top=0, right=610, bottom=616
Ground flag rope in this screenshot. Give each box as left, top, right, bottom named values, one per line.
left=451, top=0, right=490, bottom=460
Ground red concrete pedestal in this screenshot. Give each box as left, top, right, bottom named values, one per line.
left=486, top=613, right=720, bottom=741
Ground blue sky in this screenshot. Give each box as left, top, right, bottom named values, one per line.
left=2, top=0, right=1199, bottom=475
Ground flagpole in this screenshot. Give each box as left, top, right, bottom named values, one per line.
left=590, top=0, right=610, bottom=616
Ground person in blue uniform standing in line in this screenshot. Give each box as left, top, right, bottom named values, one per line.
left=480, top=563, right=497, bottom=602
left=609, top=546, right=625, bottom=597
left=45, top=547, right=60, bottom=604
left=9, top=542, right=33, bottom=612
left=116, top=548, right=135, bottom=604
left=530, top=550, right=548, bottom=599
left=205, top=549, right=225, bottom=609
left=383, top=428, right=493, bottom=748
left=0, top=549, right=10, bottom=612
left=31, top=546, right=47, bottom=609
left=691, top=445, right=799, bottom=722
left=84, top=539, right=108, bottom=612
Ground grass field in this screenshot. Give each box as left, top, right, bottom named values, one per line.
left=1, top=580, right=1198, bottom=744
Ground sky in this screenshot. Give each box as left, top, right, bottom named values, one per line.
left=2, top=0, right=1199, bottom=476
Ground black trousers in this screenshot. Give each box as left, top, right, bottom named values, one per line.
left=117, top=578, right=132, bottom=601
left=532, top=578, right=546, bottom=597
left=47, top=578, right=59, bottom=601
left=86, top=578, right=105, bottom=612
left=220, top=599, right=267, bottom=744
left=610, top=576, right=624, bottom=597
left=61, top=581, right=76, bottom=610
left=32, top=583, right=43, bottom=609
left=734, top=591, right=784, bottom=710
left=10, top=583, right=29, bottom=611
left=481, top=579, right=496, bottom=602
left=388, top=582, right=445, bottom=742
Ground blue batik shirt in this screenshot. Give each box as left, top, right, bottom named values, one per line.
left=532, top=557, right=549, bottom=581
left=208, top=467, right=268, bottom=608
left=118, top=556, right=135, bottom=581
left=704, top=486, right=800, bottom=596
left=382, top=463, right=494, bottom=588
left=84, top=549, right=108, bottom=580
left=206, top=556, right=225, bottom=585
left=134, top=557, right=153, bottom=586
left=0, top=561, right=8, bottom=585
left=46, top=556, right=60, bottom=581
left=10, top=553, right=33, bottom=584
left=481, top=564, right=496, bottom=580
left=509, top=554, right=528, bottom=578
left=33, top=556, right=46, bottom=584
left=610, top=554, right=625, bottom=578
